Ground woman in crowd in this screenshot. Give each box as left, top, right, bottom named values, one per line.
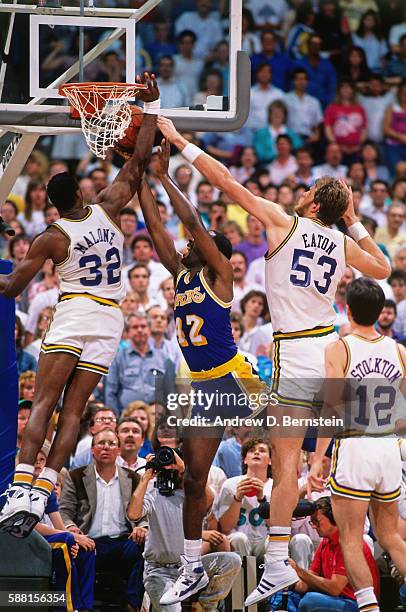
left=24, top=307, right=53, bottom=362
left=17, top=180, right=48, bottom=238
left=122, top=400, right=154, bottom=458
left=352, top=10, right=388, bottom=73
left=254, top=100, right=303, bottom=164
left=340, top=46, right=371, bottom=90
left=361, top=141, right=391, bottom=186
left=15, top=318, right=37, bottom=374
left=241, top=8, right=261, bottom=55
left=239, top=290, right=272, bottom=357
left=324, top=80, right=367, bottom=164
left=230, top=147, right=258, bottom=183
left=383, top=80, right=406, bottom=177
left=223, top=220, right=244, bottom=248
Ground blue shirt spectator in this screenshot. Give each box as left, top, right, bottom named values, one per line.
left=213, top=436, right=243, bottom=478
left=251, top=30, right=292, bottom=91
left=146, top=22, right=177, bottom=71
left=294, top=34, right=337, bottom=107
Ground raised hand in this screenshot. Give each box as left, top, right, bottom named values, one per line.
left=156, top=138, right=171, bottom=178
left=157, top=116, right=181, bottom=143
left=136, top=72, right=160, bottom=103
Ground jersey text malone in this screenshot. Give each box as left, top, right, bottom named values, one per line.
left=73, top=228, right=116, bottom=254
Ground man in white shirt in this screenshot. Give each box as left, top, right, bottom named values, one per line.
left=231, top=251, right=263, bottom=311
left=247, top=63, right=285, bottom=130
left=60, top=429, right=146, bottom=612
left=123, top=235, right=169, bottom=298
left=358, top=75, right=395, bottom=143
left=359, top=179, right=390, bottom=227
left=116, top=416, right=147, bottom=473
left=313, top=143, right=347, bottom=180
left=245, top=0, right=289, bottom=29
left=285, top=68, right=323, bottom=142
left=157, top=56, right=188, bottom=109
left=174, top=0, right=223, bottom=60
left=173, top=30, right=205, bottom=106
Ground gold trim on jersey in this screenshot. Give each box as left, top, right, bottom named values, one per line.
left=60, top=207, right=92, bottom=222
left=273, top=325, right=334, bottom=340
left=351, top=334, right=385, bottom=343
left=265, top=216, right=298, bottom=260
left=199, top=270, right=233, bottom=309
left=41, top=342, right=82, bottom=357
left=310, top=218, right=328, bottom=228
left=97, top=204, right=124, bottom=237
left=52, top=224, right=71, bottom=267
left=77, top=361, right=109, bottom=375
left=59, top=293, right=120, bottom=308
left=327, top=476, right=372, bottom=499
left=341, top=338, right=350, bottom=376
left=371, top=488, right=401, bottom=501
left=190, top=351, right=241, bottom=380
left=175, top=269, right=188, bottom=288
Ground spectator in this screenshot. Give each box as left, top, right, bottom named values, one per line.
left=24, top=306, right=53, bottom=361
left=230, top=312, right=258, bottom=368
left=333, top=266, right=355, bottom=330
left=254, top=101, right=303, bottom=165
left=88, top=168, right=108, bottom=194
left=268, top=135, right=300, bottom=186
left=285, top=2, right=315, bottom=60
left=247, top=63, right=285, bottom=131
left=240, top=290, right=272, bottom=356
left=237, top=214, right=268, bottom=265
left=11, top=151, right=48, bottom=201
left=313, top=142, right=348, bottom=180
left=98, top=50, right=125, bottom=83
left=127, top=448, right=241, bottom=611
left=285, top=68, right=323, bottom=146
left=278, top=184, right=296, bottom=214
left=147, top=305, right=179, bottom=368
left=174, top=0, right=223, bottom=61
left=15, top=316, right=37, bottom=374
left=388, top=269, right=406, bottom=303
left=230, top=251, right=263, bottom=312
left=18, top=370, right=36, bottom=402
left=324, top=80, right=367, bottom=163
left=173, top=30, right=204, bottom=106
left=251, top=30, right=292, bottom=91
left=229, top=147, right=258, bottom=184
left=157, top=277, right=176, bottom=333
left=124, top=235, right=169, bottom=298
left=122, top=401, right=154, bottom=459
left=210, top=40, right=230, bottom=96
left=361, top=141, right=391, bottom=185
left=17, top=181, right=48, bottom=238
left=341, top=46, right=372, bottom=93
left=241, top=7, right=261, bottom=55
left=28, top=259, right=58, bottom=302
left=78, top=177, right=96, bottom=205
left=173, top=164, right=197, bottom=205
left=16, top=399, right=31, bottom=450
left=340, top=0, right=379, bottom=32
left=383, top=80, right=406, bottom=177
left=200, top=126, right=253, bottom=164
left=223, top=220, right=244, bottom=247
left=127, top=264, right=157, bottom=312
left=213, top=425, right=253, bottom=478
left=287, top=497, right=379, bottom=612
left=376, top=299, right=401, bottom=339
left=294, top=33, right=337, bottom=107
left=146, top=22, right=177, bottom=71
left=119, top=207, right=138, bottom=266
left=193, top=68, right=224, bottom=106
left=352, top=10, right=388, bottom=72
left=385, top=33, right=406, bottom=82
left=70, top=405, right=118, bottom=469
left=359, top=179, right=390, bottom=226
left=59, top=429, right=145, bottom=612
left=116, top=416, right=147, bottom=472
left=314, top=0, right=351, bottom=64
left=347, top=161, right=367, bottom=188
left=208, top=200, right=228, bottom=232
left=375, top=202, right=406, bottom=257
left=105, top=312, right=176, bottom=413
left=156, top=55, right=188, bottom=109
left=120, top=293, right=139, bottom=322
left=294, top=147, right=317, bottom=187
left=393, top=244, right=406, bottom=271
left=245, top=0, right=289, bottom=32
left=43, top=203, right=59, bottom=226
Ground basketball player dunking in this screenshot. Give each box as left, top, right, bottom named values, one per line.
left=158, top=116, right=391, bottom=604
left=137, top=140, right=268, bottom=605
left=0, top=74, right=159, bottom=538
left=309, top=278, right=406, bottom=612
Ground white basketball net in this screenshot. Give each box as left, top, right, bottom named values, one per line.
left=60, top=83, right=145, bottom=159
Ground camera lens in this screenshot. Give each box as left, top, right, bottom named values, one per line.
left=155, top=446, right=175, bottom=467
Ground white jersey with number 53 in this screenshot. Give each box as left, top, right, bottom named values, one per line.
left=53, top=204, right=125, bottom=301
left=265, top=216, right=346, bottom=333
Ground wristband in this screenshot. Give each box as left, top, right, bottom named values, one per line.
left=182, top=143, right=203, bottom=164
left=347, top=221, right=369, bottom=242
left=257, top=496, right=266, bottom=503
left=233, top=494, right=242, bottom=503
left=143, top=98, right=161, bottom=114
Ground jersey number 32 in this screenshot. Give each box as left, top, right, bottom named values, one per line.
left=79, top=247, right=121, bottom=286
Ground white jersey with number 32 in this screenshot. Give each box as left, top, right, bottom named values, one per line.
left=265, top=217, right=346, bottom=333
left=53, top=204, right=125, bottom=301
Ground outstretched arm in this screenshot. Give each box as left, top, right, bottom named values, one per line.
left=157, top=117, right=291, bottom=231
left=342, top=184, right=391, bottom=280
left=99, top=73, right=159, bottom=220
left=0, top=229, right=62, bottom=297
left=156, top=139, right=233, bottom=283
left=137, top=176, right=181, bottom=277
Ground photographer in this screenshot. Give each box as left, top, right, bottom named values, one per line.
left=128, top=447, right=241, bottom=611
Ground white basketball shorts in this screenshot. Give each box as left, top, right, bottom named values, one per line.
left=41, top=294, right=124, bottom=376
left=327, top=437, right=402, bottom=502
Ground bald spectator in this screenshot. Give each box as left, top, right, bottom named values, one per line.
left=375, top=203, right=406, bottom=257
left=70, top=406, right=118, bottom=469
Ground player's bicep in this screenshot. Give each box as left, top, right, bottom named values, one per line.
left=346, top=236, right=390, bottom=279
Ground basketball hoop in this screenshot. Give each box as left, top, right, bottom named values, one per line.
left=59, top=82, right=148, bottom=159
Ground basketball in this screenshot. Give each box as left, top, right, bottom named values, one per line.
left=115, top=105, right=144, bottom=157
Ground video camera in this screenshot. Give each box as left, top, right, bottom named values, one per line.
left=144, top=446, right=183, bottom=497
left=258, top=499, right=317, bottom=520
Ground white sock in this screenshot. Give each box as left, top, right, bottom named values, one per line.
left=266, top=526, right=291, bottom=563
left=32, top=467, right=58, bottom=497
left=13, top=463, right=35, bottom=489
left=354, top=586, right=379, bottom=611
left=184, top=538, right=202, bottom=564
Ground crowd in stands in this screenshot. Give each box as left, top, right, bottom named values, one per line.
left=3, top=0, right=406, bottom=610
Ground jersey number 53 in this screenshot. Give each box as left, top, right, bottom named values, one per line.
left=290, top=248, right=337, bottom=295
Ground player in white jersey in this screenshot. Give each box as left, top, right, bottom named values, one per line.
left=309, top=278, right=406, bottom=612
left=0, top=74, right=159, bottom=538
left=157, top=116, right=391, bottom=603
